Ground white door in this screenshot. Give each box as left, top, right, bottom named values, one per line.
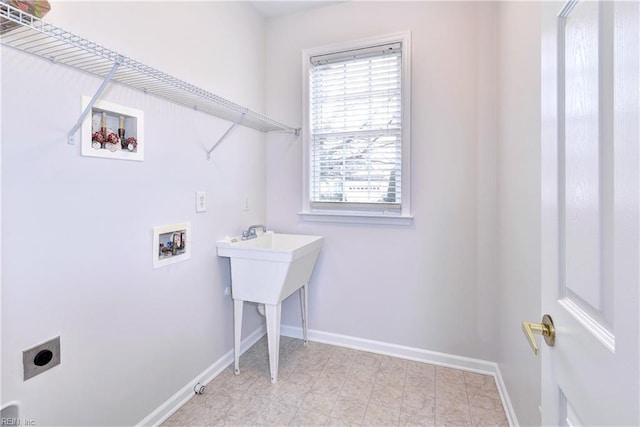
left=540, top=0, right=639, bottom=425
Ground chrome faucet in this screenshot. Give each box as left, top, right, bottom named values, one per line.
left=241, top=224, right=267, bottom=240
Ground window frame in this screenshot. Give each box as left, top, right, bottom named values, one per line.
left=300, top=32, right=412, bottom=225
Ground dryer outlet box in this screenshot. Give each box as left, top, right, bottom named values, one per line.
left=23, top=336, right=60, bottom=381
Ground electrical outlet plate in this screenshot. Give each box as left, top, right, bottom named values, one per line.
left=196, top=191, right=207, bottom=213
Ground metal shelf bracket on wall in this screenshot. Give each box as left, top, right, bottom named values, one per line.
left=0, top=1, right=300, bottom=155
left=67, top=58, right=122, bottom=145
left=207, top=111, right=247, bottom=160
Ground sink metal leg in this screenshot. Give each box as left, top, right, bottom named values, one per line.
left=264, top=303, right=281, bottom=383
left=300, top=285, right=309, bottom=346
left=233, top=299, right=243, bottom=376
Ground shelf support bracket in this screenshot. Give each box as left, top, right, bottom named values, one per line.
left=207, top=111, right=247, bottom=160
left=67, top=59, right=122, bottom=145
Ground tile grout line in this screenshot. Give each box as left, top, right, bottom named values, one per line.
left=302, top=342, right=342, bottom=423
left=361, top=353, right=381, bottom=426
left=323, top=345, right=344, bottom=422
left=397, top=359, right=409, bottom=426
left=464, top=372, right=474, bottom=426
left=350, top=350, right=370, bottom=425
left=433, top=365, right=438, bottom=426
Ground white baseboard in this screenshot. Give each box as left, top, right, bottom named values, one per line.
left=136, top=325, right=266, bottom=427
left=280, top=325, right=519, bottom=427
left=139, top=324, right=519, bottom=427
left=493, top=364, right=520, bottom=427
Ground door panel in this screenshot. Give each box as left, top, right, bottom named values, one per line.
left=561, top=393, right=584, bottom=427
left=562, top=0, right=611, bottom=324
left=541, top=1, right=639, bottom=425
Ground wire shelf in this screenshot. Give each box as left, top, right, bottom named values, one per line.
left=0, top=2, right=299, bottom=145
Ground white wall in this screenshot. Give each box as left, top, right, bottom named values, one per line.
left=265, top=1, right=499, bottom=361
left=1, top=2, right=268, bottom=425
left=496, top=2, right=542, bottom=426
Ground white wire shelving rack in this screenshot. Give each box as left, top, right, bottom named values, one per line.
left=0, top=2, right=300, bottom=158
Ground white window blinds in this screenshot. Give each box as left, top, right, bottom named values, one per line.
left=309, top=42, right=403, bottom=211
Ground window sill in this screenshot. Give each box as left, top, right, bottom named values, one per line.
left=298, top=211, right=413, bottom=226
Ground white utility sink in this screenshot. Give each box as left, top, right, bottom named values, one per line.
left=217, top=231, right=323, bottom=383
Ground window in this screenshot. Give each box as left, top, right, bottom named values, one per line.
left=301, top=33, right=412, bottom=224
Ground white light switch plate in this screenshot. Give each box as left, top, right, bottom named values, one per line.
left=196, top=191, right=207, bottom=213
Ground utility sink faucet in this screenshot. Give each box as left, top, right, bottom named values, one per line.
left=242, top=224, right=266, bottom=240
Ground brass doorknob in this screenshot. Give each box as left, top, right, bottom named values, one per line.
left=522, top=314, right=555, bottom=355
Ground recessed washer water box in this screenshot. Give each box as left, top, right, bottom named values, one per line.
left=80, top=97, right=144, bottom=162
left=23, top=336, right=61, bottom=381
left=153, top=223, right=191, bottom=269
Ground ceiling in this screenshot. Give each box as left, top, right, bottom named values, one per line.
left=249, top=1, right=343, bottom=19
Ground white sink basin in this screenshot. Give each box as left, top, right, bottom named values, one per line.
left=217, top=232, right=323, bottom=264
left=217, top=232, right=323, bottom=303
left=217, top=231, right=323, bottom=383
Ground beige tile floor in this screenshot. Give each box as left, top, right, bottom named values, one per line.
left=162, top=336, right=509, bottom=426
